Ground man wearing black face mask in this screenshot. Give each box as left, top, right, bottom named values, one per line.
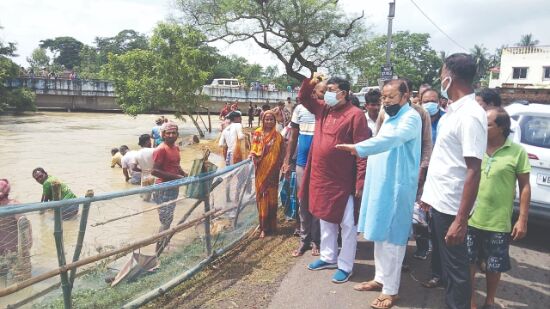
left=335, top=79, right=422, bottom=308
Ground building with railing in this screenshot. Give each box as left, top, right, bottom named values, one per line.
left=489, top=46, right=550, bottom=89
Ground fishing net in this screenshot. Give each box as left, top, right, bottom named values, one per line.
left=0, top=159, right=257, bottom=308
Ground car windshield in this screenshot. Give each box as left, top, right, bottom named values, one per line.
left=520, top=115, right=550, bottom=149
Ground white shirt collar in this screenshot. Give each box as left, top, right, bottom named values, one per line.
left=448, top=93, right=475, bottom=113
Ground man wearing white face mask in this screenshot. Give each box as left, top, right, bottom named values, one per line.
left=297, top=74, right=371, bottom=284
left=420, top=53, right=487, bottom=309
left=421, top=88, right=446, bottom=146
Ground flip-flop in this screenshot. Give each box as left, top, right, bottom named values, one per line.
left=353, top=280, right=383, bottom=291
left=371, top=294, right=399, bottom=309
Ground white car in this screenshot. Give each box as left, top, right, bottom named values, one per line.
left=505, top=103, right=550, bottom=225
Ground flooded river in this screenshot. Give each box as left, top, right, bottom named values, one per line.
left=0, top=111, right=228, bottom=306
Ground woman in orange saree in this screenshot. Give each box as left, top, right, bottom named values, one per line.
left=250, top=111, right=284, bottom=238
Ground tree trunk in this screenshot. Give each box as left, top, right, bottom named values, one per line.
left=186, top=111, right=205, bottom=138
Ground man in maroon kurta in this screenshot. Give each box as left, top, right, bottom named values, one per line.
left=299, top=75, right=370, bottom=283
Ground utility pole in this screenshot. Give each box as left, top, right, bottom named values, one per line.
left=381, top=0, right=396, bottom=83
left=385, top=0, right=396, bottom=66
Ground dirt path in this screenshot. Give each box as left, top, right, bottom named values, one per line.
left=146, top=212, right=301, bottom=309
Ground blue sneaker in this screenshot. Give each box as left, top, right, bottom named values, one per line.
left=307, top=259, right=337, bottom=271
left=332, top=269, right=353, bottom=283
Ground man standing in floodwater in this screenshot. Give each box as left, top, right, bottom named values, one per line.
left=32, top=167, right=79, bottom=220
left=152, top=122, right=188, bottom=238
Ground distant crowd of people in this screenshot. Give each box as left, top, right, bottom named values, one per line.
left=19, top=66, right=78, bottom=80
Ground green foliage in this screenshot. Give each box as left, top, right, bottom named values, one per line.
left=0, top=39, right=36, bottom=113
left=470, top=44, right=490, bottom=83
left=104, top=23, right=216, bottom=119
left=77, top=45, right=105, bottom=79
left=26, top=48, right=51, bottom=69
left=345, top=31, right=442, bottom=89
left=178, top=0, right=366, bottom=80
left=40, top=37, right=84, bottom=69
left=95, top=29, right=149, bottom=65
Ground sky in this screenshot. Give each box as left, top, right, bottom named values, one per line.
left=1, top=0, right=549, bottom=68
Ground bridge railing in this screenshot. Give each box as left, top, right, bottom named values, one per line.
left=0, top=159, right=257, bottom=308
left=5, top=78, right=115, bottom=97
left=201, top=86, right=298, bottom=104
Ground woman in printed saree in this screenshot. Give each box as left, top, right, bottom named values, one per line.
left=250, top=111, right=284, bottom=238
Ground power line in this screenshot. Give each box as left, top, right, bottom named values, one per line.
left=408, top=0, right=469, bottom=52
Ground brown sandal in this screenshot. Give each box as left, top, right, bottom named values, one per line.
left=353, top=280, right=383, bottom=291
left=371, top=294, right=399, bottom=309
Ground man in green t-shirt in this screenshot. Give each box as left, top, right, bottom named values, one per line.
left=466, top=107, right=531, bottom=309
left=32, top=167, right=79, bottom=220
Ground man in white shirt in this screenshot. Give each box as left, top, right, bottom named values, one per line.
left=136, top=134, right=155, bottom=200
left=219, top=111, right=245, bottom=166
left=421, top=53, right=487, bottom=309
left=364, top=89, right=381, bottom=136
left=120, top=145, right=141, bottom=185
left=219, top=111, right=246, bottom=205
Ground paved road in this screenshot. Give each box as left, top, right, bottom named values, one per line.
left=269, top=224, right=550, bottom=309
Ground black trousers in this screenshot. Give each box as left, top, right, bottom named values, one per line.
left=432, top=208, right=471, bottom=309
left=428, top=210, right=442, bottom=279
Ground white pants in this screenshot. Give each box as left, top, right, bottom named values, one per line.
left=320, top=195, right=357, bottom=273
left=374, top=241, right=407, bottom=295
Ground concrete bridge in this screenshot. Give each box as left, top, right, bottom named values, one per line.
left=5, top=78, right=298, bottom=112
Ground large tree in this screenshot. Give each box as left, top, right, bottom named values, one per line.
left=26, top=47, right=51, bottom=70
left=0, top=32, right=35, bottom=113
left=345, top=31, right=442, bottom=89
left=40, top=36, right=84, bottom=69
left=177, top=0, right=366, bottom=80
left=104, top=23, right=217, bottom=137
left=95, top=29, right=149, bottom=65
left=470, top=44, right=490, bottom=83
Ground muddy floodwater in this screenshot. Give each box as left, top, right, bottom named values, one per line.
left=0, top=111, right=226, bottom=306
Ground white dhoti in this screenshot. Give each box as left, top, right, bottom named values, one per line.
left=374, top=241, right=407, bottom=295
left=319, top=195, right=357, bottom=273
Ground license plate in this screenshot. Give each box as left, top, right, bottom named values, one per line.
left=537, top=173, right=550, bottom=186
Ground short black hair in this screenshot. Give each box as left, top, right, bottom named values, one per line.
left=111, top=147, right=119, bottom=155
left=365, top=89, right=381, bottom=104
left=476, top=88, right=501, bottom=107
left=383, top=79, right=408, bottom=96
left=487, top=106, right=512, bottom=138
left=138, top=134, right=151, bottom=147
left=444, top=53, right=477, bottom=85
left=120, top=145, right=129, bottom=152
left=326, top=77, right=351, bottom=100
left=227, top=111, right=242, bottom=121
left=421, top=88, right=440, bottom=100
left=32, top=167, right=46, bottom=177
